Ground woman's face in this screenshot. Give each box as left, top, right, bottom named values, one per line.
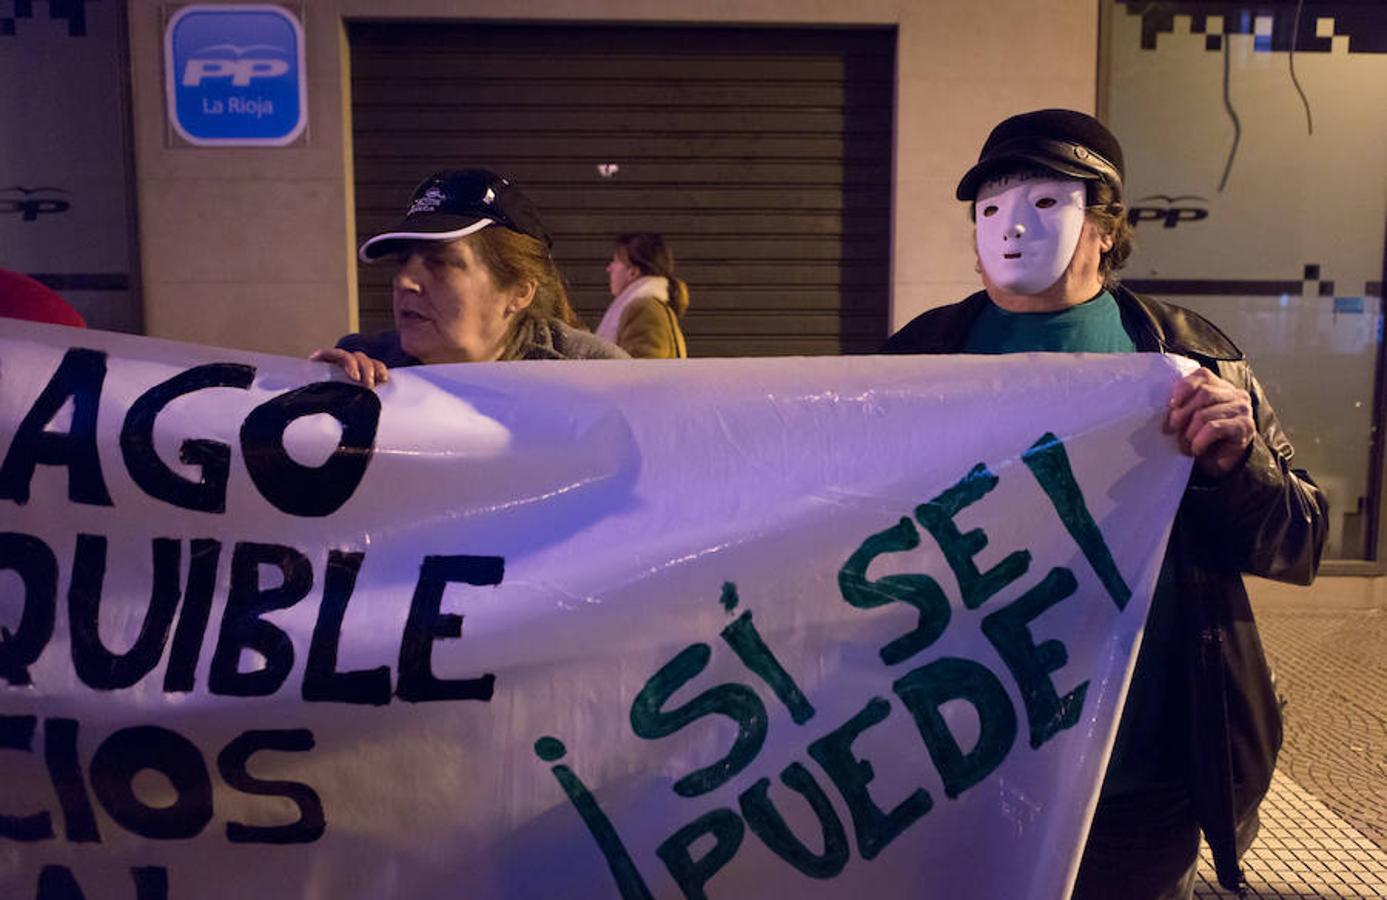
left=606, top=248, right=641, bottom=298
left=392, top=235, right=533, bottom=363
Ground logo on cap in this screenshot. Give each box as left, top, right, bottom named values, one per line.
left=408, top=187, right=446, bottom=216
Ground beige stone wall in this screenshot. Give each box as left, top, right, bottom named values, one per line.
left=1250, top=575, right=1387, bottom=613
left=128, top=0, right=1098, bottom=356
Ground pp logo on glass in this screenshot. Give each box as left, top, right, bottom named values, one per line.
left=165, top=4, right=307, bottom=147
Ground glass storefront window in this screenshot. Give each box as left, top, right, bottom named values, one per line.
left=1101, top=1, right=1387, bottom=561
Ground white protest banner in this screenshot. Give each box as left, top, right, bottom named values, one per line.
left=0, top=320, right=1194, bottom=899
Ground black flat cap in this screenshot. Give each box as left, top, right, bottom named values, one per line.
left=956, top=109, right=1124, bottom=201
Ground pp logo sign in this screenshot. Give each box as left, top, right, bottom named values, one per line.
left=164, top=5, right=306, bottom=147
left=1128, top=195, right=1209, bottom=229
left=0, top=187, right=70, bottom=222
left=183, top=57, right=290, bottom=87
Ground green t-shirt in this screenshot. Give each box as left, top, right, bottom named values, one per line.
left=966, top=289, right=1179, bottom=796
left=964, top=290, right=1137, bottom=354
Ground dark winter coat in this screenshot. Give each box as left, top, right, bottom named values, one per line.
left=882, top=284, right=1328, bottom=891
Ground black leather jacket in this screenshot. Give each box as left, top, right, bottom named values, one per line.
left=883, top=285, right=1328, bottom=890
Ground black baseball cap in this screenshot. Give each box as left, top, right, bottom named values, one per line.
left=955, top=109, right=1125, bottom=202
left=358, top=168, right=552, bottom=262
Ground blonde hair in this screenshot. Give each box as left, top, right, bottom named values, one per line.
left=466, top=226, right=584, bottom=360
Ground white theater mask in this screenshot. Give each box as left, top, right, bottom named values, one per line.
left=975, top=174, right=1088, bottom=296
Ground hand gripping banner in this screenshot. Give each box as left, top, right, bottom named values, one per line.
left=0, top=320, right=1194, bottom=899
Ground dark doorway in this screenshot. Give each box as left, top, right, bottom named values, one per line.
left=348, top=21, right=895, bottom=356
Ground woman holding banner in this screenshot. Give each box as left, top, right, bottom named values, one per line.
left=314, top=169, right=625, bottom=385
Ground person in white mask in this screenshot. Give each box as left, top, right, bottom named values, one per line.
left=883, top=109, right=1327, bottom=900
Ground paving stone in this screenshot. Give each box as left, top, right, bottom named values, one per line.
left=1189, top=604, right=1387, bottom=898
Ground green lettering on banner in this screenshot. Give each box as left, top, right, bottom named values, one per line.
left=807, top=697, right=932, bottom=861
left=1022, top=433, right=1132, bottom=610
left=719, top=581, right=739, bottom=614
left=719, top=598, right=815, bottom=725
left=656, top=808, right=744, bottom=900
left=629, top=644, right=767, bottom=798
left=534, top=737, right=654, bottom=900
left=738, top=761, right=849, bottom=879
left=981, top=567, right=1087, bottom=749
left=837, top=518, right=951, bottom=665
left=915, top=464, right=1031, bottom=610
left=893, top=657, right=1018, bottom=800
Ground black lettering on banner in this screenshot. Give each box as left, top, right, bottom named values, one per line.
left=893, top=657, right=1018, bottom=800
left=396, top=554, right=502, bottom=703
left=208, top=543, right=312, bottom=697
left=915, top=464, right=1031, bottom=610
left=36, top=866, right=85, bottom=900
left=239, top=382, right=381, bottom=517
left=88, top=726, right=213, bottom=840
left=738, top=761, right=849, bottom=879
left=0, top=532, right=58, bottom=686
left=806, top=697, right=931, bottom=861
left=655, top=808, right=744, bottom=900
left=44, top=718, right=101, bottom=843
left=217, top=729, right=325, bottom=844
left=131, top=867, right=170, bottom=900
left=304, top=551, right=391, bottom=705
left=0, top=715, right=52, bottom=841
left=119, top=363, right=256, bottom=513
left=0, top=348, right=112, bottom=507
left=34, top=865, right=168, bottom=900
left=629, top=643, right=767, bottom=799
left=162, top=539, right=223, bottom=693
left=68, top=536, right=181, bottom=690
left=837, top=517, right=951, bottom=665
left=981, top=567, right=1087, bottom=749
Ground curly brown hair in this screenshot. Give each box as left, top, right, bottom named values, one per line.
left=1084, top=179, right=1134, bottom=289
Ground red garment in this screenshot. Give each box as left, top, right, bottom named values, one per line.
left=0, top=268, right=86, bottom=327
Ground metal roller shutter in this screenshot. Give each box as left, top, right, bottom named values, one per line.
left=348, top=22, right=895, bottom=356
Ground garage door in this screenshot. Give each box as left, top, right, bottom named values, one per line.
left=348, top=22, right=894, bottom=356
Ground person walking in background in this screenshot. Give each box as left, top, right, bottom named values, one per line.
left=314, top=169, right=625, bottom=386
left=597, top=232, right=690, bottom=358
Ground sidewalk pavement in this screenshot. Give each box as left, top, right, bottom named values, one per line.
left=1192, top=603, right=1387, bottom=898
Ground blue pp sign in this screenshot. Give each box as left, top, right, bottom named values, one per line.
left=164, top=4, right=306, bottom=146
